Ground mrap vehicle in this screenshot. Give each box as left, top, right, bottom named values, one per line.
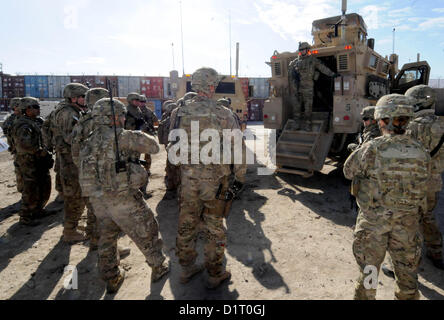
left=264, top=6, right=430, bottom=177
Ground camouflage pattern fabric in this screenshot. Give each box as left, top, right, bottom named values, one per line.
left=2, top=113, right=18, bottom=154
left=53, top=102, right=86, bottom=232
left=173, top=95, right=246, bottom=277
left=348, top=123, right=381, bottom=152
left=407, top=109, right=444, bottom=258
left=80, top=125, right=165, bottom=281
left=344, top=134, right=431, bottom=300
left=289, top=55, right=335, bottom=119
left=11, top=116, right=51, bottom=219
left=125, top=104, right=144, bottom=131
left=141, top=106, right=158, bottom=135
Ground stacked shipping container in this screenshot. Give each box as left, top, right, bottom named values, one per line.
left=25, top=76, right=49, bottom=98
left=48, top=76, right=71, bottom=98
left=118, top=76, right=141, bottom=97
left=140, top=77, right=163, bottom=99
left=2, top=75, right=25, bottom=99
left=239, top=77, right=250, bottom=99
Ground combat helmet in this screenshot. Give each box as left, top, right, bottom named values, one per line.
left=127, top=93, right=140, bottom=104
left=85, top=88, right=109, bottom=110
left=360, top=106, right=376, bottom=120
left=405, top=85, right=436, bottom=112
left=191, top=67, right=220, bottom=94
left=162, top=100, right=175, bottom=112
left=63, top=83, right=89, bottom=99
left=217, top=98, right=230, bottom=108
left=375, top=94, right=414, bottom=131
left=299, top=42, right=311, bottom=51
left=19, top=97, right=40, bottom=113
left=10, top=97, right=22, bottom=110
left=139, top=95, right=147, bottom=103
left=183, top=92, right=197, bottom=102
left=92, top=98, right=127, bottom=126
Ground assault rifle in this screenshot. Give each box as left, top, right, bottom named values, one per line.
left=107, top=79, right=126, bottom=173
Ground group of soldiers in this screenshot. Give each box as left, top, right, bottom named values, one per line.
left=344, top=85, right=444, bottom=300
left=1, top=67, right=246, bottom=294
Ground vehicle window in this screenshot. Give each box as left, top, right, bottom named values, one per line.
left=369, top=54, right=379, bottom=69
left=216, top=82, right=235, bottom=94
left=399, top=70, right=420, bottom=85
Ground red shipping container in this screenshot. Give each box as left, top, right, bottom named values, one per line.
left=140, top=77, right=164, bottom=99
left=2, top=75, right=25, bottom=98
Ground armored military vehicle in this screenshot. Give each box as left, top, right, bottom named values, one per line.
left=264, top=2, right=430, bottom=177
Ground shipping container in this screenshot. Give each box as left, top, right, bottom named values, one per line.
left=0, top=76, right=2, bottom=99
left=239, top=77, right=250, bottom=99
left=0, top=98, right=9, bottom=111
left=2, top=75, right=25, bottom=99
left=70, top=75, right=96, bottom=87
left=247, top=98, right=265, bottom=121
left=140, top=77, right=164, bottom=99
left=25, top=75, right=49, bottom=98
left=249, top=78, right=270, bottom=99
left=105, top=76, right=119, bottom=96
left=48, top=76, right=71, bottom=98
left=163, top=77, right=175, bottom=99
left=117, top=76, right=141, bottom=97
left=147, top=99, right=163, bottom=119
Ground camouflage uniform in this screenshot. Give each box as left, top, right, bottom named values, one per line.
left=217, top=98, right=242, bottom=128
left=2, top=98, right=23, bottom=193
left=42, top=105, right=64, bottom=197
left=11, top=98, right=52, bottom=224
left=71, top=88, right=109, bottom=246
left=406, top=86, right=444, bottom=262
left=171, top=68, right=246, bottom=285
left=348, top=106, right=381, bottom=152
left=78, top=98, right=168, bottom=288
left=288, top=42, right=335, bottom=124
left=53, top=83, right=89, bottom=241
left=344, top=95, right=431, bottom=300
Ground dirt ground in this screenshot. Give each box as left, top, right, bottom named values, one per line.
left=1, top=123, right=444, bottom=300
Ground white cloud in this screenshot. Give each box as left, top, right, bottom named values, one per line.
left=359, top=5, right=389, bottom=30
left=388, top=7, right=412, bottom=18
left=254, top=0, right=337, bottom=42
left=432, top=8, right=444, bottom=13
left=419, top=17, right=444, bottom=30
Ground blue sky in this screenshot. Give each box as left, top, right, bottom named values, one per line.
left=0, top=0, right=443, bottom=78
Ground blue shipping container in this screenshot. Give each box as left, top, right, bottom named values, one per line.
left=25, top=76, right=49, bottom=98
left=147, top=99, right=162, bottom=119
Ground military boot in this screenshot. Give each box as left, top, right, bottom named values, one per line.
left=19, top=216, right=40, bottom=227
left=35, top=208, right=59, bottom=219
left=180, top=263, right=205, bottom=284
left=106, top=268, right=125, bottom=294
left=118, top=246, right=131, bottom=259
left=55, top=194, right=64, bottom=204
left=151, top=258, right=170, bottom=282
left=206, top=270, right=232, bottom=289
left=63, top=229, right=88, bottom=244
left=381, top=263, right=395, bottom=279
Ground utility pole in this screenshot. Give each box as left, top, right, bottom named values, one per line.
left=171, top=43, right=175, bottom=70
left=229, top=10, right=232, bottom=76
left=180, top=1, right=185, bottom=75
left=392, top=27, right=396, bottom=54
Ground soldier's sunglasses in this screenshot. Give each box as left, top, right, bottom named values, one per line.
left=30, top=105, right=40, bottom=109
left=362, top=117, right=370, bottom=121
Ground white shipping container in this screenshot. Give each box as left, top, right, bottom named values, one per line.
left=48, top=76, right=71, bottom=98
left=0, top=76, right=2, bottom=98
left=118, top=76, right=141, bottom=97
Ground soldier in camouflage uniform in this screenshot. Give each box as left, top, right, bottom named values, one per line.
left=344, top=94, right=431, bottom=300
left=53, top=83, right=89, bottom=243
left=124, top=93, right=154, bottom=199
left=2, top=98, right=23, bottom=193
left=382, top=85, right=444, bottom=278
left=170, top=67, right=246, bottom=288
left=78, top=98, right=168, bottom=293
left=11, top=98, right=54, bottom=226
left=71, top=88, right=109, bottom=249
left=347, top=106, right=381, bottom=152
left=288, top=42, right=337, bottom=130
left=138, top=94, right=159, bottom=197
left=217, top=98, right=242, bottom=128
left=42, top=104, right=64, bottom=202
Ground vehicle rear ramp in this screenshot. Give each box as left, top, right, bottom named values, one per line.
left=275, top=113, right=334, bottom=177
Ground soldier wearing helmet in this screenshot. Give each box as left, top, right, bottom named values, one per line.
left=347, top=106, right=381, bottom=152
left=10, top=97, right=55, bottom=226
left=52, top=83, right=90, bottom=243
left=288, top=41, right=337, bottom=130
left=344, top=94, right=431, bottom=300
left=77, top=98, right=169, bottom=293
left=170, top=67, right=246, bottom=288
left=71, top=87, right=129, bottom=252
